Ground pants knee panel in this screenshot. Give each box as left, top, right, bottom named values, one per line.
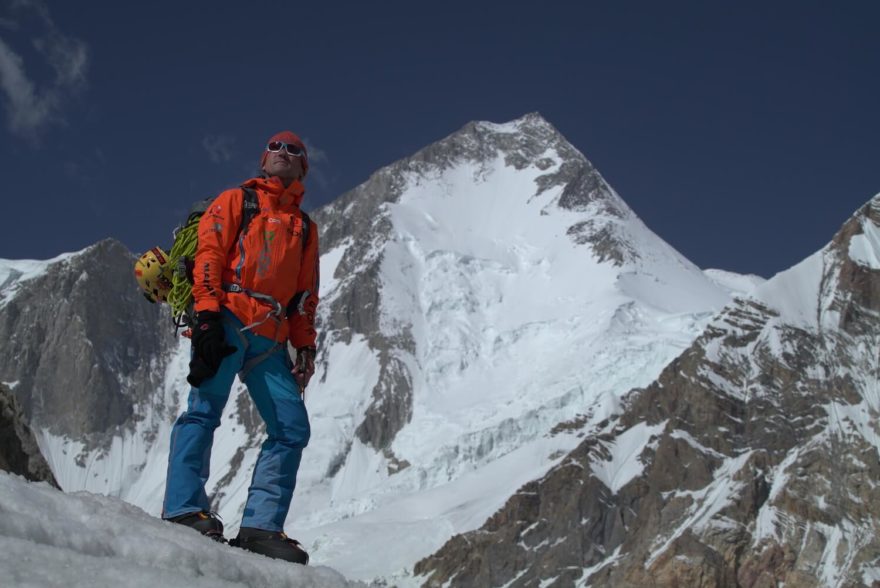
left=177, top=410, right=222, bottom=430
left=268, top=420, right=310, bottom=449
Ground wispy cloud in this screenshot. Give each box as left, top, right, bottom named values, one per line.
left=303, top=138, right=332, bottom=191
left=0, top=37, right=53, bottom=135
left=305, top=141, right=328, bottom=165
left=0, top=0, right=88, bottom=141
left=202, top=133, right=236, bottom=164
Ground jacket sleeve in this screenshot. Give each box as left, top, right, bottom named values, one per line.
left=287, top=215, right=320, bottom=349
left=192, top=189, right=243, bottom=313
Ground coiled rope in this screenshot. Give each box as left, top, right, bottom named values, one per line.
left=167, top=217, right=200, bottom=322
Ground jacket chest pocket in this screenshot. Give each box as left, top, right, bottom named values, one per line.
left=251, top=214, right=302, bottom=278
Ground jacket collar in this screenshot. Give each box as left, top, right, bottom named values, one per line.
left=245, top=174, right=305, bottom=208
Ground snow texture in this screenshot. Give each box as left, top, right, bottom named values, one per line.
left=702, top=268, right=765, bottom=297
left=591, top=421, right=667, bottom=493
left=848, top=214, right=880, bottom=269
left=0, top=252, right=76, bottom=308
left=0, top=471, right=362, bottom=588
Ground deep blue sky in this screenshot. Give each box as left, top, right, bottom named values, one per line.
left=1, top=1, right=877, bottom=277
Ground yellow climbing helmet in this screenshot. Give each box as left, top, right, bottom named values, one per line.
left=134, top=247, right=174, bottom=303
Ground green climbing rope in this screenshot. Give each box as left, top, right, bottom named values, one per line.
left=166, top=218, right=200, bottom=321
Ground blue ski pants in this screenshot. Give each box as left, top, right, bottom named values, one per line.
left=163, top=309, right=310, bottom=532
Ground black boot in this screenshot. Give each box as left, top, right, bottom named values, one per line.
left=230, top=527, right=309, bottom=564
left=166, top=511, right=226, bottom=543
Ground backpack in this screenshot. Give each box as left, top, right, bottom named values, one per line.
left=166, top=185, right=311, bottom=331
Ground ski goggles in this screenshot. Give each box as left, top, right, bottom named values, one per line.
left=266, top=141, right=305, bottom=157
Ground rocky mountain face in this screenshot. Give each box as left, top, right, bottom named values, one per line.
left=0, top=238, right=175, bottom=443
left=0, top=383, right=58, bottom=487
left=414, top=196, right=880, bottom=587
left=310, top=112, right=712, bottom=461
left=312, top=113, right=600, bottom=455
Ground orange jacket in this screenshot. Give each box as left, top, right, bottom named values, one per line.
left=192, top=176, right=319, bottom=348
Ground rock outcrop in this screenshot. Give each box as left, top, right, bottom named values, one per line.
left=0, top=383, right=59, bottom=487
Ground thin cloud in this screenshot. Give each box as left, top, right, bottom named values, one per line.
left=202, top=133, right=236, bottom=164
left=303, top=138, right=332, bottom=192
left=33, top=30, right=87, bottom=88
left=0, top=37, right=54, bottom=134
left=305, top=141, right=328, bottom=165
left=0, top=0, right=88, bottom=141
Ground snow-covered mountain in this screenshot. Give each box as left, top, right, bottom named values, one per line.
left=0, top=113, right=747, bottom=584
left=415, top=195, right=880, bottom=587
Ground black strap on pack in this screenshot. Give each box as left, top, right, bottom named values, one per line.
left=301, top=211, right=311, bottom=250
left=286, top=211, right=313, bottom=318
left=236, top=186, right=260, bottom=241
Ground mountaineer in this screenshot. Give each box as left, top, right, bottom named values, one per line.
left=161, top=131, right=319, bottom=564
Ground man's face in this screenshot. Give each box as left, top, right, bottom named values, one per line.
left=263, top=146, right=305, bottom=183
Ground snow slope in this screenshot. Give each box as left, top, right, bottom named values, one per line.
left=703, top=268, right=765, bottom=297
left=0, top=471, right=361, bottom=587
left=0, top=252, right=76, bottom=310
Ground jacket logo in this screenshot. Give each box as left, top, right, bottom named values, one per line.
left=256, top=230, right=276, bottom=277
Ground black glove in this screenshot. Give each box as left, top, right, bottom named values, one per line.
left=186, top=357, right=216, bottom=388
left=292, top=347, right=316, bottom=392
left=187, top=311, right=237, bottom=387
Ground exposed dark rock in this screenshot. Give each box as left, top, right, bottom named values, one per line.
left=567, top=221, right=638, bottom=266
left=383, top=448, right=411, bottom=475
left=0, top=238, right=176, bottom=445
left=355, top=353, right=414, bottom=450
left=0, top=383, right=59, bottom=488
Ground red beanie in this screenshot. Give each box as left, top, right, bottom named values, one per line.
left=261, top=130, right=309, bottom=178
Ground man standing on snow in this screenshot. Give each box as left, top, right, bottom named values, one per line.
left=162, top=131, right=319, bottom=565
